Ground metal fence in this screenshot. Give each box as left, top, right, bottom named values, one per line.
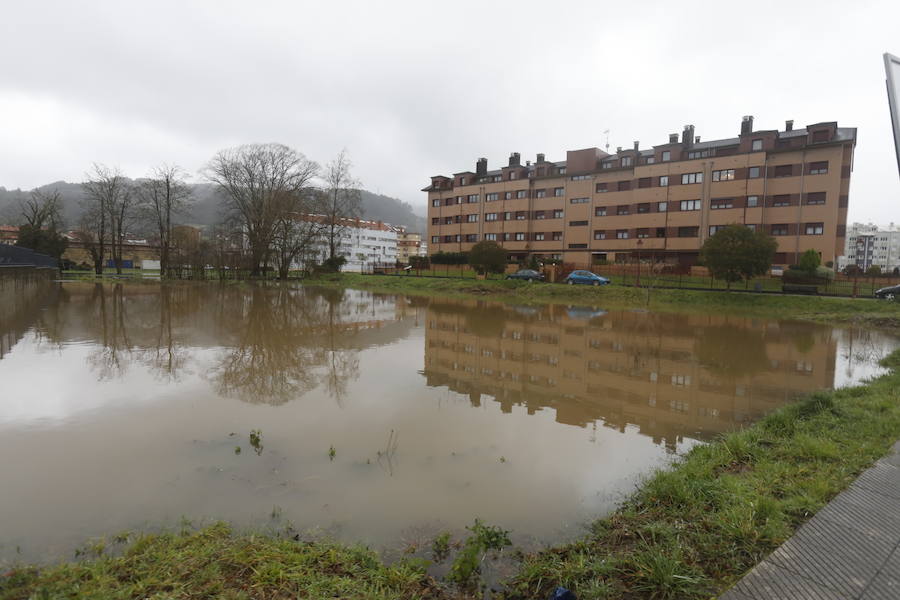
left=0, top=244, right=58, bottom=269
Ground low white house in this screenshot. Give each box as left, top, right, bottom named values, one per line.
left=295, top=216, right=400, bottom=272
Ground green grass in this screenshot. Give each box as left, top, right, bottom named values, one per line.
left=499, top=350, right=900, bottom=599
left=309, top=273, right=900, bottom=330
left=0, top=523, right=444, bottom=600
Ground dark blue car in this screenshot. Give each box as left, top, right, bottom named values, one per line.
left=564, top=270, right=610, bottom=286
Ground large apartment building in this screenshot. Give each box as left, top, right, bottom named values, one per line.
left=425, top=116, right=856, bottom=266
left=837, top=222, right=900, bottom=273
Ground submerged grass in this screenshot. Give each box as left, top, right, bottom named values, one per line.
left=499, top=350, right=900, bottom=599
left=4, top=353, right=900, bottom=599
left=309, top=273, right=900, bottom=329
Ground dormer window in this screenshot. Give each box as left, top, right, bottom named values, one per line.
left=510, top=171, right=518, bottom=180
left=459, top=177, right=466, bottom=185
left=621, top=156, right=633, bottom=167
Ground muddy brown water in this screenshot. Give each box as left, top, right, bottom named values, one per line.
left=0, top=282, right=896, bottom=564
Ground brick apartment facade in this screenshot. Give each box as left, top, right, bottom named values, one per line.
left=424, top=116, right=856, bottom=266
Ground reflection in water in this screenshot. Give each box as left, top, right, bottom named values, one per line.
left=0, top=284, right=897, bottom=566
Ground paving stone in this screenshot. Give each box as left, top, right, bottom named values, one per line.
left=729, top=560, right=851, bottom=600
left=859, top=572, right=900, bottom=600
left=853, top=462, right=900, bottom=500
left=816, top=485, right=900, bottom=541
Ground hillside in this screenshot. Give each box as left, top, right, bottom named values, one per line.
left=0, top=182, right=425, bottom=233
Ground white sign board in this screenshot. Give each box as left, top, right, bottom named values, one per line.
left=886, top=53, right=900, bottom=179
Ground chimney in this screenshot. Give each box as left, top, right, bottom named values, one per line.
left=669, top=133, right=678, bottom=143
left=509, top=152, right=521, bottom=167
left=616, top=146, right=622, bottom=153
left=476, top=157, right=487, bottom=176
left=785, top=119, right=794, bottom=132
left=682, top=124, right=695, bottom=147
left=633, top=141, right=639, bottom=151
left=536, top=153, right=545, bottom=163
left=695, top=136, right=701, bottom=143
left=741, top=115, right=754, bottom=136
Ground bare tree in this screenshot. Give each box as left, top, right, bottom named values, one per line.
left=137, top=165, right=193, bottom=277
left=321, top=150, right=362, bottom=263
left=271, top=191, right=329, bottom=280
left=204, top=143, right=319, bottom=277
left=20, top=188, right=63, bottom=230
left=81, top=164, right=127, bottom=275
left=107, top=180, right=137, bottom=275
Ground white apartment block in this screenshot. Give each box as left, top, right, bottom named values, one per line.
left=304, top=217, right=399, bottom=272
left=838, top=223, right=900, bottom=273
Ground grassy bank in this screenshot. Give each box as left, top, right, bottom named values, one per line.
left=311, top=273, right=900, bottom=329
left=500, top=349, right=900, bottom=599
left=4, top=352, right=900, bottom=599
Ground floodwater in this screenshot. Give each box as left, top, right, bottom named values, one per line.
left=0, top=282, right=897, bottom=564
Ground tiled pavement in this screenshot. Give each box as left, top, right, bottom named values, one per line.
left=720, top=441, right=900, bottom=600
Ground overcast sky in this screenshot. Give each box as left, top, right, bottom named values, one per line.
left=1, top=0, right=899, bottom=224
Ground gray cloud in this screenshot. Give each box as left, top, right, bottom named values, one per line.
left=1, top=0, right=899, bottom=223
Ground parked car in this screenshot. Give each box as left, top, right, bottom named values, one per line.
left=506, top=269, right=544, bottom=282
left=564, top=270, right=610, bottom=286
left=874, top=284, right=900, bottom=301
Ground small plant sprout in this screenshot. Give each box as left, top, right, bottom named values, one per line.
left=234, top=446, right=241, bottom=455
left=500, top=456, right=506, bottom=463
left=249, top=430, right=263, bottom=455
left=329, top=445, right=336, bottom=460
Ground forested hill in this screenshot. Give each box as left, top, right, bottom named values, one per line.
left=0, top=182, right=426, bottom=233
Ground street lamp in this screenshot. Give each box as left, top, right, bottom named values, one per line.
left=636, top=238, right=643, bottom=287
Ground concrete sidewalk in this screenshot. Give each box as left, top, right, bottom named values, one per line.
left=721, top=441, right=900, bottom=599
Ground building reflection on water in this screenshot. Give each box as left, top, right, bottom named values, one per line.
left=422, top=299, right=844, bottom=450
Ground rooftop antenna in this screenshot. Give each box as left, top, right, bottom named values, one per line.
left=603, top=129, right=610, bottom=152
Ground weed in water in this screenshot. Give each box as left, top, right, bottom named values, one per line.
left=234, top=446, right=241, bottom=455
left=249, top=429, right=263, bottom=455
left=447, top=519, right=511, bottom=588
left=329, top=445, right=336, bottom=460
left=431, top=532, right=452, bottom=562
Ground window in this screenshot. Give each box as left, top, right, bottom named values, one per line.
left=568, top=243, right=587, bottom=249
left=806, top=192, right=826, bottom=205
left=601, top=161, right=613, bottom=169
left=514, top=232, right=525, bottom=241
left=709, top=225, right=726, bottom=235
left=459, top=177, right=466, bottom=185
left=774, top=164, right=793, bottom=178
left=534, top=232, right=545, bottom=241
left=617, top=205, right=630, bottom=215
left=658, top=201, right=668, bottom=212
left=486, top=192, right=498, bottom=201
left=570, top=197, right=589, bottom=204
left=431, top=236, right=439, bottom=243
left=749, top=166, right=761, bottom=178
left=535, top=189, right=546, bottom=198
left=557, top=167, right=567, bottom=175
left=687, top=150, right=709, bottom=159
left=710, top=198, right=733, bottom=209
left=509, top=171, right=518, bottom=180
left=504, top=191, right=512, bottom=200
left=552, top=231, right=563, bottom=241
left=772, top=194, right=791, bottom=207
left=621, top=156, right=633, bottom=167
left=485, top=233, right=497, bottom=241
left=554, top=187, right=565, bottom=197
left=431, top=217, right=439, bottom=225
left=681, top=172, right=703, bottom=184
left=658, top=176, right=669, bottom=188
left=515, top=211, right=527, bottom=220
left=751, top=139, right=763, bottom=151
left=645, top=156, right=656, bottom=164
left=771, top=224, right=789, bottom=236
left=570, top=174, right=591, bottom=181
left=595, top=182, right=608, bottom=193
left=747, top=195, right=759, bottom=207
left=492, top=175, right=502, bottom=182
left=809, top=161, right=828, bottom=175
left=637, top=228, right=650, bottom=238
left=804, top=223, right=824, bottom=235
left=466, top=214, right=478, bottom=222
left=656, top=227, right=666, bottom=238
left=534, top=210, right=546, bottom=220
left=502, top=233, right=512, bottom=241
left=552, top=209, right=564, bottom=218
left=443, top=216, right=453, bottom=225
left=745, top=224, right=757, bottom=232
left=503, top=211, right=512, bottom=220
left=465, top=234, right=478, bottom=242
left=678, top=226, right=699, bottom=238
left=616, top=229, right=629, bottom=239
left=515, top=190, right=528, bottom=199
left=711, top=169, right=735, bottom=181
left=661, top=151, right=671, bottom=161
left=638, top=177, right=651, bottom=188
left=569, top=220, right=588, bottom=226
left=594, top=230, right=607, bottom=240
left=680, top=199, right=701, bottom=211
left=618, top=180, right=631, bottom=191
left=432, top=199, right=440, bottom=207
left=637, top=203, right=650, bottom=213
left=466, top=194, right=478, bottom=203
left=595, top=207, right=607, bottom=217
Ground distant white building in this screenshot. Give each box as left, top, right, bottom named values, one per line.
left=300, top=216, right=399, bottom=272
left=837, top=223, right=900, bottom=273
